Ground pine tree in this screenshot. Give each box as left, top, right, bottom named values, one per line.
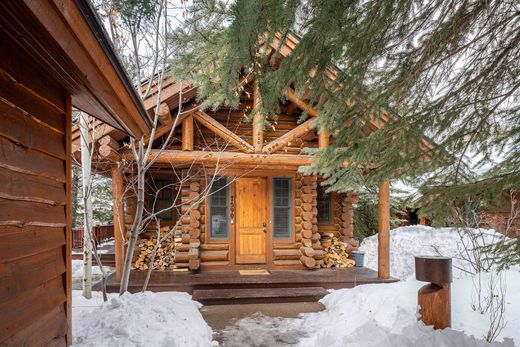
left=172, top=0, right=519, bottom=266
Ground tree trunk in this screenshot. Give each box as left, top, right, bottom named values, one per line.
left=80, top=113, right=93, bottom=299
left=119, top=143, right=147, bottom=294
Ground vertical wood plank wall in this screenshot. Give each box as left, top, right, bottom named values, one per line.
left=0, top=35, right=71, bottom=346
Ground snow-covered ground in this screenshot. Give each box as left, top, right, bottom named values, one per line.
left=72, top=291, right=214, bottom=347
left=221, top=226, right=519, bottom=346
left=73, top=226, right=519, bottom=346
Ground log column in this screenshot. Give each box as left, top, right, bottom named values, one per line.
left=182, top=115, right=194, bottom=151
left=178, top=169, right=203, bottom=271
left=318, top=127, right=330, bottom=148
left=252, top=81, right=264, bottom=153
left=378, top=181, right=390, bottom=279
left=297, top=174, right=321, bottom=269
left=112, top=165, right=125, bottom=281
left=339, top=192, right=359, bottom=252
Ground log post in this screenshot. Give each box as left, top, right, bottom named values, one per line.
left=253, top=81, right=264, bottom=153
left=112, top=165, right=125, bottom=281
left=318, top=127, right=329, bottom=148
left=415, top=256, right=452, bottom=329
left=182, top=115, right=194, bottom=151
left=377, top=180, right=390, bottom=279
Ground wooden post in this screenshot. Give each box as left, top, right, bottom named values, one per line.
left=319, top=127, right=330, bottom=148
left=253, top=81, right=264, bottom=153
left=112, top=165, right=125, bottom=281
left=182, top=115, right=194, bottom=151
left=419, top=216, right=427, bottom=225
left=415, top=256, right=452, bottom=329
left=378, top=180, right=390, bottom=279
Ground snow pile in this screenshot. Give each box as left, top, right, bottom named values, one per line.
left=295, top=277, right=518, bottom=346
left=219, top=226, right=519, bottom=346
left=72, top=291, right=214, bottom=347
left=359, top=225, right=506, bottom=279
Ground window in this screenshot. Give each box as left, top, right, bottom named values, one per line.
left=317, top=184, right=332, bottom=223
left=209, top=176, right=229, bottom=238
left=273, top=177, right=292, bottom=238
left=153, top=180, right=174, bottom=221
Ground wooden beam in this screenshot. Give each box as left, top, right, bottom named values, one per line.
left=124, top=149, right=317, bottom=167
left=112, top=165, right=125, bottom=281
left=252, top=81, right=264, bottom=153
left=182, top=115, right=194, bottom=151
left=319, top=127, right=330, bottom=148
left=98, top=135, right=120, bottom=158
left=377, top=180, right=390, bottom=279
left=193, top=111, right=255, bottom=153
left=263, top=118, right=315, bottom=154
left=286, top=89, right=318, bottom=117
left=157, top=102, right=171, bottom=125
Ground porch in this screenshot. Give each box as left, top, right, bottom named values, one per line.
left=101, top=267, right=397, bottom=304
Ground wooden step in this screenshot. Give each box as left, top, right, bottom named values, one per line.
left=192, top=286, right=328, bottom=304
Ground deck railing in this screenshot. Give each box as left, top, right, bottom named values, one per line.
left=72, top=224, right=114, bottom=251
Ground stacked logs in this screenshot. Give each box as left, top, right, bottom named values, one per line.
left=133, top=226, right=181, bottom=270
left=338, top=192, right=359, bottom=252
left=321, top=232, right=356, bottom=268
left=296, top=174, right=325, bottom=269
left=176, top=171, right=204, bottom=271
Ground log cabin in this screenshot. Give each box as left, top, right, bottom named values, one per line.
left=71, top=32, right=399, bottom=289
left=0, top=1, right=151, bottom=345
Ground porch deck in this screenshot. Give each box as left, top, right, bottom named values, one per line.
left=101, top=267, right=398, bottom=304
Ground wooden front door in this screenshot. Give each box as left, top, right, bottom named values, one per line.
left=235, top=177, right=267, bottom=264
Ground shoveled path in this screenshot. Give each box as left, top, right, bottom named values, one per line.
left=201, top=302, right=324, bottom=346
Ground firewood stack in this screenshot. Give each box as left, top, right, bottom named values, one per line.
left=322, top=233, right=356, bottom=268
left=133, top=226, right=181, bottom=271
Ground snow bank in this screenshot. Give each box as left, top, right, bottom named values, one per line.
left=219, top=226, right=519, bottom=346
left=359, top=225, right=506, bottom=279
left=72, top=291, right=213, bottom=347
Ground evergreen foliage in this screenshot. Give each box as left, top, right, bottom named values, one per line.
left=73, top=167, right=114, bottom=227
left=172, top=0, right=519, bottom=266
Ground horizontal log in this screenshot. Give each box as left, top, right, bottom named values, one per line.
left=123, top=149, right=318, bottom=167
left=175, top=251, right=189, bottom=262
left=273, top=259, right=303, bottom=266
left=200, top=250, right=228, bottom=262
left=200, top=243, right=229, bottom=251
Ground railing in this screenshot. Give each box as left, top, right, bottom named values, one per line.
left=72, top=224, right=114, bottom=251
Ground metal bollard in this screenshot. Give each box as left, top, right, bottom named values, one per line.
left=415, top=256, right=452, bottom=329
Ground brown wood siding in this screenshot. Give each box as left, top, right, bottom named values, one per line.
left=0, top=34, right=70, bottom=346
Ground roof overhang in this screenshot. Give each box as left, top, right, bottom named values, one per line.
left=0, top=0, right=152, bottom=138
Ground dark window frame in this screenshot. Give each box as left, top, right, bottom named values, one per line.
left=151, top=179, right=175, bottom=222
left=272, top=177, right=293, bottom=239
left=208, top=176, right=230, bottom=239
left=317, top=184, right=333, bottom=223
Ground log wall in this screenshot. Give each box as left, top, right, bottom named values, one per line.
left=0, top=35, right=71, bottom=345
left=190, top=83, right=320, bottom=154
